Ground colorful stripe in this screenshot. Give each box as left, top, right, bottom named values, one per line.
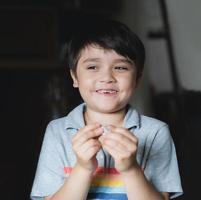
left=87, top=192, right=127, bottom=200
left=64, top=167, right=119, bottom=175
left=64, top=166, right=127, bottom=200
left=94, top=167, right=120, bottom=174
left=89, top=186, right=125, bottom=193
left=64, top=167, right=73, bottom=174
left=91, top=175, right=124, bottom=187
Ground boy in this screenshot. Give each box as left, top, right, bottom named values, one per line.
left=30, top=19, right=183, bottom=200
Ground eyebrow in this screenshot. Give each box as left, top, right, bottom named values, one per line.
left=82, top=58, right=100, bottom=63
left=113, top=58, right=134, bottom=65
left=82, top=58, right=133, bottom=65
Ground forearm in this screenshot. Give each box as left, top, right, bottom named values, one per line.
left=121, top=166, right=165, bottom=200
left=46, top=164, right=93, bottom=200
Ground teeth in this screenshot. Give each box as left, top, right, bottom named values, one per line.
left=97, top=89, right=117, bottom=94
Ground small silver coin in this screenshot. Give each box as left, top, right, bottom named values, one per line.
left=102, top=125, right=109, bottom=135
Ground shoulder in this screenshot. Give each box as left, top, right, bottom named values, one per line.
left=42, top=117, right=68, bottom=145
left=135, top=112, right=172, bottom=145
left=125, top=105, right=170, bottom=138
left=140, top=114, right=168, bottom=131
left=138, top=114, right=173, bottom=150
left=47, top=116, right=67, bottom=131
left=125, top=105, right=167, bottom=131
left=44, top=103, right=85, bottom=138
left=47, top=103, right=85, bottom=130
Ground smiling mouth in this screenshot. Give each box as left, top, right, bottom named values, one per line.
left=96, top=89, right=118, bottom=94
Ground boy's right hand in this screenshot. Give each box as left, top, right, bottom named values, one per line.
left=72, top=123, right=103, bottom=172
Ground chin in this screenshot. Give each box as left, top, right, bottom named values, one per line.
left=96, top=105, right=126, bottom=114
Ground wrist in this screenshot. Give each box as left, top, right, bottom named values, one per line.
left=120, top=163, right=142, bottom=177
left=74, top=163, right=95, bottom=176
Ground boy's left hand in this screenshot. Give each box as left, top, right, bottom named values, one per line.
left=99, top=125, right=139, bottom=173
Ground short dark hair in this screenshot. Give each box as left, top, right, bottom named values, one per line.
left=63, top=18, right=145, bottom=78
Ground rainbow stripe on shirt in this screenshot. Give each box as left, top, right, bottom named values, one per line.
left=64, top=167, right=127, bottom=200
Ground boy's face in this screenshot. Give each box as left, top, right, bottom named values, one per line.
left=70, top=45, right=139, bottom=114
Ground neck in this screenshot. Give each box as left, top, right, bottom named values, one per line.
left=84, top=107, right=127, bottom=127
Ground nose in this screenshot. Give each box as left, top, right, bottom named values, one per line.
left=99, top=69, right=116, bottom=83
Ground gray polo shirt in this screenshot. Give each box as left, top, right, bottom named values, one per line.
left=30, top=103, right=183, bottom=200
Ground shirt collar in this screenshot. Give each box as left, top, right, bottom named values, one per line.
left=123, top=104, right=141, bottom=130
left=64, top=103, right=86, bottom=130
left=64, top=103, right=140, bottom=130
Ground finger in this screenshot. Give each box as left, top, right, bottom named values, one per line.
left=78, top=139, right=101, bottom=153
left=77, top=145, right=100, bottom=162
left=100, top=125, right=138, bottom=152
left=73, top=128, right=102, bottom=150
left=76, top=139, right=101, bottom=159
left=73, top=125, right=103, bottom=148
left=73, top=123, right=101, bottom=141
left=100, top=133, right=137, bottom=154
left=103, top=132, right=135, bottom=145
left=101, top=142, right=125, bottom=159
left=108, top=125, right=138, bottom=143
left=103, top=137, right=134, bottom=154
left=84, top=146, right=101, bottom=160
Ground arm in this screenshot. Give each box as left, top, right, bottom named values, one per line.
left=45, top=123, right=103, bottom=200
left=99, top=125, right=169, bottom=200
left=120, top=165, right=169, bottom=200
left=45, top=164, right=93, bottom=200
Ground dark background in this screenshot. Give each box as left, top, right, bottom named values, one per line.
left=0, top=1, right=121, bottom=199
left=0, top=0, right=200, bottom=199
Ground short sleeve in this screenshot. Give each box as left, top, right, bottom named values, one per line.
left=144, top=125, right=183, bottom=199
left=30, top=122, right=65, bottom=200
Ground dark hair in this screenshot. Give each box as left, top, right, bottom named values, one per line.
left=63, top=18, right=145, bottom=78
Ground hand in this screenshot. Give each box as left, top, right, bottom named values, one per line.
left=99, top=125, right=139, bottom=173
left=72, top=123, right=103, bottom=172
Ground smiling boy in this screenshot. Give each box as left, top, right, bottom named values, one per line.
left=31, top=19, right=183, bottom=200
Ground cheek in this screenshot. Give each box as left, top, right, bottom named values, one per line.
left=120, top=76, right=136, bottom=90
left=77, top=77, right=93, bottom=90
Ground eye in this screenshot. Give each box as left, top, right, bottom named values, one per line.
left=114, top=66, right=129, bottom=71
left=87, top=65, right=97, bottom=70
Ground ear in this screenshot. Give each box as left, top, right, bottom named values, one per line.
left=135, top=74, right=142, bottom=88
left=70, top=70, right=79, bottom=88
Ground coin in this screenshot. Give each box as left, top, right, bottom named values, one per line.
left=102, top=125, right=109, bottom=135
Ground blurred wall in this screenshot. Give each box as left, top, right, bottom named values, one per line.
left=114, top=0, right=153, bottom=115
left=116, top=0, right=201, bottom=93
left=167, top=0, right=201, bottom=91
